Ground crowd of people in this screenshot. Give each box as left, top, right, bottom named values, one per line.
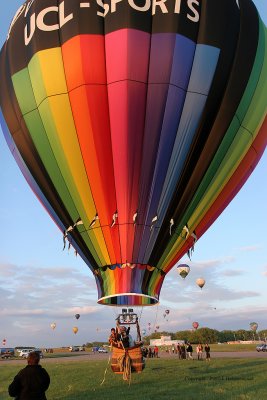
left=141, top=346, right=159, bottom=358
left=141, top=343, right=211, bottom=360
left=175, top=343, right=211, bottom=360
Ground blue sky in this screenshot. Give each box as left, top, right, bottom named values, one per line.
left=0, top=0, right=267, bottom=348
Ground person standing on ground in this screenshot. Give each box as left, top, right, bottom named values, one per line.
left=196, top=343, right=203, bottom=360
left=181, top=343, right=186, bottom=359
left=205, top=343, right=211, bottom=361
left=8, top=351, right=50, bottom=399
left=186, top=343, right=193, bottom=360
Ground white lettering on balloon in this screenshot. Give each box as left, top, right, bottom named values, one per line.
left=22, top=0, right=200, bottom=46
left=24, top=1, right=73, bottom=45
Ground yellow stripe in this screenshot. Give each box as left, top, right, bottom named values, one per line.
left=29, top=48, right=110, bottom=265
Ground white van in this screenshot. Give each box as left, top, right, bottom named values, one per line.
left=18, top=349, right=43, bottom=358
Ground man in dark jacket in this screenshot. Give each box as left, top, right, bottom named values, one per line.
left=8, top=351, right=50, bottom=399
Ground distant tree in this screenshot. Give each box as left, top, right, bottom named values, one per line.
left=218, top=330, right=236, bottom=343
left=234, top=329, right=253, bottom=341
left=258, top=330, right=267, bottom=341
left=173, top=331, right=191, bottom=343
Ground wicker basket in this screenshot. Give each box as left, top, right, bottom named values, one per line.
left=111, top=345, right=145, bottom=374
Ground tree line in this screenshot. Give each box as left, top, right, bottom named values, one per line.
left=144, top=328, right=267, bottom=344
left=83, top=329, right=267, bottom=347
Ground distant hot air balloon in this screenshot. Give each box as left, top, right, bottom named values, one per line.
left=196, top=278, right=206, bottom=289
left=142, top=329, right=146, bottom=336
left=2, top=339, right=6, bottom=346
left=75, top=314, right=80, bottom=320
left=73, top=327, right=78, bottom=334
left=156, top=325, right=160, bottom=330
left=165, top=310, right=170, bottom=315
left=0, top=0, right=266, bottom=308
left=250, top=322, right=258, bottom=332
left=192, top=322, right=199, bottom=330
left=50, top=323, right=56, bottom=330
left=177, top=264, right=190, bottom=279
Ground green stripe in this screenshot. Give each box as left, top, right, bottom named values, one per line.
left=12, top=68, right=104, bottom=266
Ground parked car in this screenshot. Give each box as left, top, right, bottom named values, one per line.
left=256, top=343, right=267, bottom=352
left=69, top=346, right=80, bottom=352
left=98, top=347, right=108, bottom=353
left=18, top=349, right=43, bottom=358
left=17, top=349, right=34, bottom=358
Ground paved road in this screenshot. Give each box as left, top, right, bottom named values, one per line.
left=1, top=351, right=267, bottom=365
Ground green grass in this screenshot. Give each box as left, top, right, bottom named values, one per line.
left=1, top=357, right=266, bottom=400
left=208, top=343, right=258, bottom=352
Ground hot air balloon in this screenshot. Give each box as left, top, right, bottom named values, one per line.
left=0, top=0, right=267, bottom=309
left=50, top=323, right=56, bottom=330
left=196, top=278, right=206, bottom=289
left=2, top=339, right=6, bottom=346
left=75, top=314, right=80, bottom=320
left=177, top=264, right=190, bottom=279
left=73, top=327, right=78, bottom=334
left=250, top=322, right=258, bottom=332
left=192, top=321, right=199, bottom=330
left=142, top=329, right=146, bottom=336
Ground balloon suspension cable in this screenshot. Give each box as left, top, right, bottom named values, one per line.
left=111, top=307, right=119, bottom=321
left=100, top=352, right=112, bottom=386
left=137, top=306, right=144, bottom=325
left=153, top=303, right=159, bottom=332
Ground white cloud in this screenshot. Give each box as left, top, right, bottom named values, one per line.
left=221, top=269, right=244, bottom=277
left=236, top=244, right=262, bottom=252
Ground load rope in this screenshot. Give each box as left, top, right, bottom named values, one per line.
left=100, top=352, right=111, bottom=386
left=117, top=350, right=132, bottom=382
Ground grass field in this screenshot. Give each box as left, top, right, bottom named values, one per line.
left=1, top=356, right=266, bottom=400
left=199, top=343, right=258, bottom=352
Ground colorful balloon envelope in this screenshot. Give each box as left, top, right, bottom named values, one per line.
left=192, top=322, right=199, bottom=330
left=250, top=322, right=258, bottom=332
left=75, top=314, right=80, bottom=320
left=73, top=327, right=78, bottom=334
left=177, top=264, right=190, bottom=279
left=196, top=278, right=206, bottom=289
left=0, top=0, right=267, bottom=307
left=50, top=323, right=56, bottom=330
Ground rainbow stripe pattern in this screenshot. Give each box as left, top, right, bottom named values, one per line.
left=0, top=0, right=267, bottom=305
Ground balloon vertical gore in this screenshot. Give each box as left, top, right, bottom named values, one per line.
left=0, top=0, right=266, bottom=306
